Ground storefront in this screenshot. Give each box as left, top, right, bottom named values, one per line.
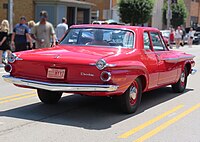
left=34, top=0, right=94, bottom=27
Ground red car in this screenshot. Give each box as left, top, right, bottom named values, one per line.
left=3, top=25, right=196, bottom=113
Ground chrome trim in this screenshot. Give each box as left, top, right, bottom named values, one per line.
left=2, top=75, right=118, bottom=92
left=89, top=63, right=116, bottom=68
left=100, top=71, right=111, bottom=82
left=16, top=57, right=23, bottom=61
left=190, top=68, right=197, bottom=75
left=96, top=59, right=107, bottom=70
left=4, top=64, right=12, bottom=73
left=8, top=53, right=17, bottom=63
left=164, top=55, right=195, bottom=63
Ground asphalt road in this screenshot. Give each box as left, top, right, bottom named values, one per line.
left=0, top=45, right=200, bottom=142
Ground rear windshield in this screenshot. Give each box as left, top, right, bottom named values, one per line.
left=60, top=28, right=135, bottom=48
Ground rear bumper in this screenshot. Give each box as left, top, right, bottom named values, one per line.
left=190, top=68, right=197, bottom=75
left=2, top=75, right=119, bottom=92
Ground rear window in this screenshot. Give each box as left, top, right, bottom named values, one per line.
left=61, top=28, right=135, bottom=48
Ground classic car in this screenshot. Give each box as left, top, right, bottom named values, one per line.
left=2, top=24, right=196, bottom=113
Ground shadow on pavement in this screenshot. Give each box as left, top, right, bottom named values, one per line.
left=0, top=87, right=193, bottom=130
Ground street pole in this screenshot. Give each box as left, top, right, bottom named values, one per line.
left=110, top=0, right=112, bottom=19
left=167, top=0, right=171, bottom=29
left=8, top=0, right=13, bottom=33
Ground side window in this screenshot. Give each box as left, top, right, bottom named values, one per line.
left=143, top=32, right=151, bottom=50
left=123, top=32, right=134, bottom=48
left=150, top=32, right=167, bottom=51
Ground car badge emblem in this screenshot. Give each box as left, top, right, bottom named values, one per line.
left=81, top=72, right=94, bottom=77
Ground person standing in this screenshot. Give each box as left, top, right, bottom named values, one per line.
left=0, top=20, right=10, bottom=66
left=169, top=28, right=175, bottom=49
left=28, top=20, right=36, bottom=49
left=31, top=11, right=56, bottom=48
left=11, top=16, right=32, bottom=52
left=56, top=17, right=68, bottom=41
left=174, top=26, right=183, bottom=48
left=188, top=27, right=195, bottom=48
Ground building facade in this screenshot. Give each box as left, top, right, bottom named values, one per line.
left=0, top=0, right=93, bottom=31
left=184, top=0, right=200, bottom=27
left=0, top=0, right=34, bottom=30
left=1, top=0, right=200, bottom=31
left=82, top=0, right=119, bottom=22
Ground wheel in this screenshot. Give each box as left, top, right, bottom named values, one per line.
left=118, top=78, right=142, bottom=113
left=37, top=89, right=62, bottom=104
left=172, top=67, right=188, bottom=93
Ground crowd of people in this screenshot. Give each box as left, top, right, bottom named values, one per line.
left=0, top=10, right=68, bottom=67
left=168, top=25, right=195, bottom=49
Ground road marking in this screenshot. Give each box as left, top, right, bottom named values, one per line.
left=0, top=91, right=36, bottom=101
left=134, top=103, right=200, bottom=142
left=118, top=105, right=183, bottom=138
left=0, top=93, right=37, bottom=104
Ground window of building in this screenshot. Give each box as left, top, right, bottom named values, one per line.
left=3, top=3, right=8, bottom=9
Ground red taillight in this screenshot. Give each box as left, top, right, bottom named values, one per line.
left=4, top=64, right=12, bottom=73
left=100, top=71, right=111, bottom=82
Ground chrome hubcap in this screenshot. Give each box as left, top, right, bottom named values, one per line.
left=130, top=85, right=137, bottom=101
left=180, top=71, right=185, bottom=83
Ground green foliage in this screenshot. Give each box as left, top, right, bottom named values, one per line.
left=119, top=0, right=154, bottom=26
left=163, top=0, right=187, bottom=28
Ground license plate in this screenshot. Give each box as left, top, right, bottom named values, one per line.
left=47, top=68, right=65, bottom=79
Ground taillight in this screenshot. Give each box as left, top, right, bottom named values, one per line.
left=4, top=64, right=12, bottom=73
left=100, top=71, right=111, bottom=82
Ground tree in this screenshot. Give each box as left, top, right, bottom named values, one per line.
left=118, top=0, right=154, bottom=26
left=163, top=0, right=187, bottom=28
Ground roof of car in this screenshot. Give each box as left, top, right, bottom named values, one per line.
left=70, top=24, right=159, bottom=32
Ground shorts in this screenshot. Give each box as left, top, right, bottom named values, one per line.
left=0, top=45, right=10, bottom=51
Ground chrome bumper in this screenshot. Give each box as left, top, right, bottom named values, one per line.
left=2, top=75, right=118, bottom=92
left=190, top=68, right=197, bottom=75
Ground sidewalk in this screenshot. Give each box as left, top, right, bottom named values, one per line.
left=170, top=44, right=200, bottom=50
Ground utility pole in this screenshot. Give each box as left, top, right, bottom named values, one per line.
left=8, top=0, right=13, bottom=33
left=110, top=0, right=112, bottom=19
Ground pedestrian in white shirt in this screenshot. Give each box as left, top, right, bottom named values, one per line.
left=188, top=28, right=195, bottom=48
left=174, top=26, right=183, bottom=48
left=56, top=17, right=68, bottom=41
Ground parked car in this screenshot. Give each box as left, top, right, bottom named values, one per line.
left=160, top=30, right=171, bottom=45
left=193, top=31, right=200, bottom=44
left=2, top=25, right=196, bottom=113
left=92, top=20, right=108, bottom=25
left=92, top=19, right=124, bottom=25
left=161, top=30, right=187, bottom=46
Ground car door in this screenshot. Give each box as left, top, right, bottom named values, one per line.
left=150, top=32, right=178, bottom=85
left=142, top=31, right=159, bottom=89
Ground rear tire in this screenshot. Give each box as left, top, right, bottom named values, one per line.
left=37, top=89, right=62, bottom=104
left=118, top=78, right=142, bottom=114
left=172, top=67, right=188, bottom=93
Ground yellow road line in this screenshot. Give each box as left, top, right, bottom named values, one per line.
left=0, top=94, right=37, bottom=104
left=134, top=103, right=200, bottom=142
left=118, top=105, right=183, bottom=138
left=0, top=91, right=36, bottom=101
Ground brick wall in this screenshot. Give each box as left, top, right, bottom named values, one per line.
left=0, top=0, right=34, bottom=28
left=83, top=0, right=117, bottom=20
left=13, top=0, right=34, bottom=25
left=0, top=0, right=9, bottom=21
